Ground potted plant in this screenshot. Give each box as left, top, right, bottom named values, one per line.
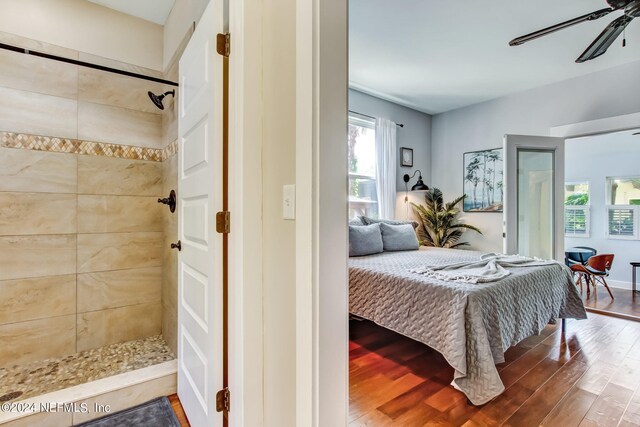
left=411, top=188, right=482, bottom=248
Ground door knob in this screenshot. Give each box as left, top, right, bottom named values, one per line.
left=171, top=240, right=181, bottom=251
left=158, top=190, right=176, bottom=213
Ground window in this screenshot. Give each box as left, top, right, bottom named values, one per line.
left=606, top=177, right=640, bottom=205
left=607, top=207, right=637, bottom=239
left=605, top=177, right=640, bottom=239
left=348, top=115, right=377, bottom=219
left=565, top=182, right=590, bottom=237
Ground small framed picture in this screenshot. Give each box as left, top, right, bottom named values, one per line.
left=401, top=147, right=413, bottom=167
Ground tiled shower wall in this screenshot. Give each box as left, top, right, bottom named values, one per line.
left=160, top=49, right=181, bottom=355
left=0, top=32, right=177, bottom=367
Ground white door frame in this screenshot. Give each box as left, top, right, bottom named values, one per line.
left=228, top=0, right=264, bottom=425
left=504, top=135, right=565, bottom=261
left=295, top=0, right=349, bottom=425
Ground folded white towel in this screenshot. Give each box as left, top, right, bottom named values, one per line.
left=410, top=252, right=558, bottom=284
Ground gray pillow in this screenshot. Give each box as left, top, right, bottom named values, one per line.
left=348, top=217, right=364, bottom=226
left=379, top=223, right=420, bottom=252
left=361, top=216, right=419, bottom=230
left=349, top=223, right=383, bottom=257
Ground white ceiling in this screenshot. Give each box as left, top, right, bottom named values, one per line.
left=87, top=0, right=175, bottom=25
left=349, top=0, right=640, bottom=115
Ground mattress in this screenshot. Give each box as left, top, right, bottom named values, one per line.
left=349, top=247, right=587, bottom=405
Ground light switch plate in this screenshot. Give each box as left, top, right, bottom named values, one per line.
left=283, top=184, right=295, bottom=220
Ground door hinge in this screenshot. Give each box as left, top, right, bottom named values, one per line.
left=216, top=33, right=230, bottom=57
left=216, top=211, right=231, bottom=234
left=216, top=387, right=230, bottom=413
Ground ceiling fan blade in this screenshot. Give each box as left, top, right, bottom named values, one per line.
left=509, top=8, right=614, bottom=46
left=576, top=14, right=634, bottom=62
left=634, top=132, right=640, bottom=135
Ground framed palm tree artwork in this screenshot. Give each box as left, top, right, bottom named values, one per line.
left=463, top=148, right=503, bottom=212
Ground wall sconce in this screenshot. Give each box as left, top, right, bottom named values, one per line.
left=403, top=170, right=429, bottom=219
left=403, top=170, right=429, bottom=194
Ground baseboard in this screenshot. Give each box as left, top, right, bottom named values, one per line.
left=606, top=279, right=634, bottom=290
left=0, top=360, right=177, bottom=426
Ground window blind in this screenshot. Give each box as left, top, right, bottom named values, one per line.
left=565, top=206, right=589, bottom=237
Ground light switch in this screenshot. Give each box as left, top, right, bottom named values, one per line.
left=283, top=184, right=295, bottom=220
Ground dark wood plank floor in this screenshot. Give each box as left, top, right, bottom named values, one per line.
left=349, top=314, right=640, bottom=426
left=169, top=394, right=190, bottom=426
left=580, top=285, right=640, bottom=320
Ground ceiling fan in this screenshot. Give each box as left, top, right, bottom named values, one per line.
left=509, top=0, right=639, bottom=63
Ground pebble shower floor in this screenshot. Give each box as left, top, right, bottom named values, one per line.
left=0, top=335, right=175, bottom=403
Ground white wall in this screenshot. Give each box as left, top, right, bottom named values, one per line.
left=431, top=59, right=640, bottom=252
left=349, top=89, right=432, bottom=220
left=565, top=133, right=640, bottom=286
left=262, top=0, right=297, bottom=424
left=163, top=0, right=210, bottom=70
left=0, top=0, right=163, bottom=71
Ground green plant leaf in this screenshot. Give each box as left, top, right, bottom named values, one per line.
left=411, top=188, right=482, bottom=248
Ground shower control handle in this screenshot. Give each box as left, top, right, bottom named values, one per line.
left=171, top=240, right=182, bottom=251
left=158, top=190, right=176, bottom=213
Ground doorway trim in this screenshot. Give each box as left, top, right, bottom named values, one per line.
left=550, top=112, right=640, bottom=138
left=295, top=0, right=349, bottom=425
left=228, top=0, right=264, bottom=424
left=550, top=111, right=640, bottom=323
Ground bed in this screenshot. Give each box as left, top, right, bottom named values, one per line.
left=349, top=247, right=587, bottom=405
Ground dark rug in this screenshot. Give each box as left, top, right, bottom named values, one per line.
left=76, top=396, right=180, bottom=427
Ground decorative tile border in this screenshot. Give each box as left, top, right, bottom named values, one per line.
left=0, top=132, right=179, bottom=162
left=162, top=139, right=178, bottom=161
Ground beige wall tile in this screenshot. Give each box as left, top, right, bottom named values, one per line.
left=76, top=303, right=162, bottom=352
left=78, top=195, right=162, bottom=233
left=78, top=155, right=162, bottom=196
left=161, top=101, right=178, bottom=147
left=78, top=101, right=162, bottom=148
left=0, top=148, right=77, bottom=194
left=161, top=154, right=178, bottom=354
left=161, top=155, right=178, bottom=236
left=0, top=87, right=77, bottom=139
left=77, top=232, right=162, bottom=273
left=0, top=31, right=79, bottom=59
left=162, top=309, right=177, bottom=355
left=0, top=235, right=76, bottom=281
left=79, top=67, right=164, bottom=113
left=0, top=275, right=76, bottom=325
left=0, top=315, right=75, bottom=368
left=79, top=52, right=163, bottom=79
left=0, top=192, right=76, bottom=235
left=72, top=373, right=176, bottom=424
left=77, top=267, right=162, bottom=312
left=0, top=49, right=78, bottom=99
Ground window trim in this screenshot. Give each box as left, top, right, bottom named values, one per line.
left=564, top=181, right=590, bottom=238
left=605, top=175, right=640, bottom=206
left=348, top=114, right=378, bottom=219
left=564, top=205, right=590, bottom=238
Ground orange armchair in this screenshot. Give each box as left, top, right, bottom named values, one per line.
left=570, top=254, right=615, bottom=300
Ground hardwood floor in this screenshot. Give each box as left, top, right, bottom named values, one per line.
left=349, top=314, right=640, bottom=426
left=169, top=394, right=190, bottom=426
left=580, top=285, right=640, bottom=320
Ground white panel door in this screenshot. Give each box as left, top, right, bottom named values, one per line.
left=177, top=1, right=224, bottom=426
left=504, top=135, right=565, bottom=261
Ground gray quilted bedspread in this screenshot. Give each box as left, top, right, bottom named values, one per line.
left=349, top=247, right=587, bottom=405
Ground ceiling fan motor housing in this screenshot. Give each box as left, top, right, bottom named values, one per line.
left=607, top=0, right=632, bottom=9
left=627, top=1, right=640, bottom=17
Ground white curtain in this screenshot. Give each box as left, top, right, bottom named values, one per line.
left=375, top=118, right=397, bottom=219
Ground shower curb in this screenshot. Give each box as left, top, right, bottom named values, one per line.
left=0, top=359, right=177, bottom=426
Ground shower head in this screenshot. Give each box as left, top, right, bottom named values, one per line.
left=148, top=90, right=175, bottom=110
